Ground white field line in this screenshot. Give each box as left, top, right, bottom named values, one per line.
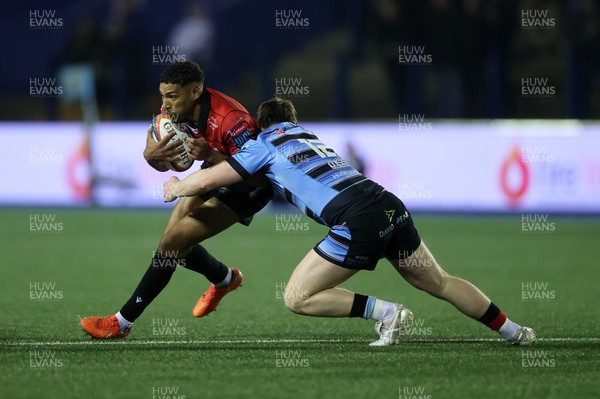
left=1, top=337, right=599, bottom=347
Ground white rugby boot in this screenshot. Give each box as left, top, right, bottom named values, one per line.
left=508, top=326, right=537, bottom=346
left=369, top=303, right=413, bottom=347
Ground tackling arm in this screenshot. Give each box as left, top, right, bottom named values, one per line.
left=163, top=160, right=243, bottom=202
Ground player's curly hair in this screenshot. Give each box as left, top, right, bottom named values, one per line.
left=160, top=61, right=205, bottom=87
left=257, top=97, right=298, bottom=129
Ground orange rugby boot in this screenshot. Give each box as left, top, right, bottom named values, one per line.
left=193, top=268, right=243, bottom=317
left=81, top=315, right=131, bottom=339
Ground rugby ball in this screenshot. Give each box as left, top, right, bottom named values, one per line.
left=151, top=114, right=194, bottom=172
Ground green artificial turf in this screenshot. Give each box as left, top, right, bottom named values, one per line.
left=1, top=209, right=599, bottom=398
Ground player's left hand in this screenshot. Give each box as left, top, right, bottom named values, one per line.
left=164, top=176, right=181, bottom=202
left=187, top=137, right=212, bottom=161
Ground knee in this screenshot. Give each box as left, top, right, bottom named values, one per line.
left=283, top=288, right=310, bottom=315
left=157, top=231, right=185, bottom=258
left=157, top=234, right=175, bottom=254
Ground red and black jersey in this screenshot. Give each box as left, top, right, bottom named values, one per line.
left=177, top=88, right=259, bottom=160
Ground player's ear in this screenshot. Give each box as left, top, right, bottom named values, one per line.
left=191, top=83, right=202, bottom=100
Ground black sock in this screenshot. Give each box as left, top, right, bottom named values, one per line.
left=349, top=293, right=369, bottom=318
left=119, top=251, right=178, bottom=323
left=182, top=244, right=229, bottom=284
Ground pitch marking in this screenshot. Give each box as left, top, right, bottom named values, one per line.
left=2, top=337, right=599, bottom=346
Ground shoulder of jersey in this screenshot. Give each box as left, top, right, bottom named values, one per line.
left=206, top=88, right=250, bottom=116
left=258, top=128, right=281, bottom=142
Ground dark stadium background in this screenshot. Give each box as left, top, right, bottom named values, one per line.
left=1, top=0, right=598, bottom=121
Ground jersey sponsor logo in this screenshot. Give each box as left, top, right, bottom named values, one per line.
left=396, top=210, right=410, bottom=224
left=379, top=224, right=395, bottom=238
left=327, top=158, right=349, bottom=169
left=230, top=118, right=247, bottom=135
left=231, top=129, right=253, bottom=149
left=331, top=169, right=356, bottom=181
left=384, top=209, right=395, bottom=222
left=208, top=116, right=218, bottom=130
left=345, top=255, right=370, bottom=265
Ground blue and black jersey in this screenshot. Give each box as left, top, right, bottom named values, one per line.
left=226, top=122, right=382, bottom=226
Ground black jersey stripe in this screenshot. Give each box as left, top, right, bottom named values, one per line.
left=305, top=207, right=315, bottom=219
left=307, top=163, right=334, bottom=179
left=271, top=132, right=318, bottom=147
left=284, top=188, right=294, bottom=203
left=332, top=175, right=367, bottom=191
left=288, top=149, right=318, bottom=164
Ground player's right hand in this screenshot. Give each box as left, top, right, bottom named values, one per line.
left=143, top=126, right=186, bottom=163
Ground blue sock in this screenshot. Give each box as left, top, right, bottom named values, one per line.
left=363, top=296, right=377, bottom=319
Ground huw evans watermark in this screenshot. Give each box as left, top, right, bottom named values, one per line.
left=398, top=46, right=432, bottom=66
left=521, top=282, right=556, bottom=301
left=29, top=350, right=64, bottom=368
left=275, top=9, right=309, bottom=29
left=275, top=350, right=309, bottom=367
left=275, top=282, right=309, bottom=301
left=152, top=386, right=186, bottom=399
left=30, top=78, right=63, bottom=98
left=152, top=46, right=187, bottom=65
left=275, top=213, right=310, bottom=233
left=398, top=386, right=432, bottom=399
left=521, top=214, right=556, bottom=233
left=29, top=214, right=63, bottom=234
left=398, top=114, right=432, bottom=132
left=521, top=10, right=555, bottom=29
left=30, top=282, right=63, bottom=300
left=29, top=10, right=63, bottom=29
left=275, top=77, right=310, bottom=98
left=521, top=78, right=555, bottom=98
left=521, top=350, right=555, bottom=368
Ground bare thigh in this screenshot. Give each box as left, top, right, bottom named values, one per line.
left=158, top=197, right=240, bottom=257
left=162, top=196, right=206, bottom=234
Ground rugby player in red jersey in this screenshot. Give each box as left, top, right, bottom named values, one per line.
left=81, top=61, right=273, bottom=338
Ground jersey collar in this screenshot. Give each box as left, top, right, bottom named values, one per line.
left=195, top=89, right=211, bottom=133
left=263, top=121, right=297, bottom=134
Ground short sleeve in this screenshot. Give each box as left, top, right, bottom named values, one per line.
left=226, top=138, right=272, bottom=178
left=221, top=111, right=258, bottom=155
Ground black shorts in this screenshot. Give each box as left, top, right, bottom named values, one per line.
left=200, top=181, right=274, bottom=226
left=314, top=190, right=421, bottom=270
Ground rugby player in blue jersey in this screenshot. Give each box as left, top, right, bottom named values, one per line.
left=163, top=98, right=536, bottom=346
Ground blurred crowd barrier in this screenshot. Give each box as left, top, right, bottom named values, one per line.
left=3, top=120, right=600, bottom=213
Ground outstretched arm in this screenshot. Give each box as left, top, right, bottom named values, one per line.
left=163, top=160, right=243, bottom=202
